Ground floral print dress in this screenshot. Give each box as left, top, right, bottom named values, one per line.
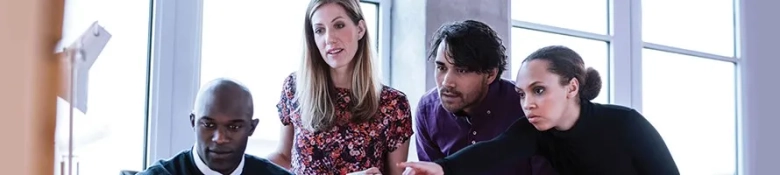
left=277, top=73, right=413, bottom=175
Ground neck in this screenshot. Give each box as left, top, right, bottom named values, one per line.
left=554, top=100, right=581, bottom=131
left=330, top=66, right=353, bottom=89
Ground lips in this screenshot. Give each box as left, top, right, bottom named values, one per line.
left=441, top=92, right=458, bottom=98
left=326, top=48, right=344, bottom=55
left=207, top=148, right=234, bottom=157
left=439, top=88, right=460, bottom=98
left=527, top=114, right=541, bottom=123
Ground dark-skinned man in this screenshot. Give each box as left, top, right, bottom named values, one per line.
left=138, top=78, right=292, bottom=175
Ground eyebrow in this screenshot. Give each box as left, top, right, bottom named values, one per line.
left=435, top=61, right=445, bottom=66
left=331, top=16, right=343, bottom=23
left=516, top=81, right=541, bottom=91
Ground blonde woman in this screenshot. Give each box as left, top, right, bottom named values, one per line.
left=267, top=0, right=413, bottom=174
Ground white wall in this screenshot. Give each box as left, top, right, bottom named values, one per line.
left=740, top=0, right=780, bottom=174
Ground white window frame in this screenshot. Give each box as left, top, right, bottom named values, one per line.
left=511, top=0, right=742, bottom=173
left=145, top=0, right=392, bottom=168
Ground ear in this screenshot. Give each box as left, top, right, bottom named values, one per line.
left=566, top=78, right=580, bottom=99
left=357, top=20, right=366, bottom=40
left=485, top=68, right=499, bottom=85
left=189, top=113, right=196, bottom=128
left=248, top=118, right=260, bottom=136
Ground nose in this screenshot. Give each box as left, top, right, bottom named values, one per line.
left=211, top=128, right=229, bottom=144
left=522, top=96, right=536, bottom=111
left=325, top=29, right=337, bottom=45
left=440, top=72, right=455, bottom=88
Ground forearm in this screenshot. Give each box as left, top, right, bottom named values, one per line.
left=435, top=119, right=537, bottom=174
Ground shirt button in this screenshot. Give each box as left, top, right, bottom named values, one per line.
left=471, top=140, right=476, bottom=144
left=472, top=131, right=477, bottom=135
left=486, top=110, right=491, bottom=115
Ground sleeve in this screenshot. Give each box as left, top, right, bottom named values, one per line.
left=434, top=117, right=538, bottom=175
left=625, top=110, right=680, bottom=175
left=135, top=161, right=172, bottom=175
left=414, top=99, right=446, bottom=161
left=276, top=73, right=296, bottom=126
left=384, top=90, right=414, bottom=152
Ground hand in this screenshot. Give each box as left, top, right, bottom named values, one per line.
left=397, top=161, right=443, bottom=175
left=346, top=167, right=381, bottom=175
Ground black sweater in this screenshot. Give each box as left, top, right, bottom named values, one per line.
left=137, top=150, right=292, bottom=175
left=435, top=101, right=679, bottom=175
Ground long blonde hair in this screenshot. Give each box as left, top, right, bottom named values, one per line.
left=296, top=0, right=382, bottom=132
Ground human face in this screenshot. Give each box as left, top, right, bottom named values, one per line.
left=515, top=59, right=572, bottom=131
left=311, top=3, right=366, bottom=71
left=434, top=42, right=495, bottom=114
left=190, top=106, right=258, bottom=173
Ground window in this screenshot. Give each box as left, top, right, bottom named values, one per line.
left=642, top=0, right=735, bottom=57
left=200, top=1, right=381, bottom=156
left=511, top=28, right=610, bottom=104
left=511, top=0, right=609, bottom=35
left=640, top=1, right=739, bottom=174
left=641, top=49, right=736, bottom=175
left=56, top=0, right=151, bottom=174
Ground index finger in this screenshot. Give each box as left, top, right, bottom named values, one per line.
left=397, top=161, right=427, bottom=169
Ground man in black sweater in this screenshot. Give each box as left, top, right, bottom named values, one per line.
left=137, top=78, right=292, bottom=175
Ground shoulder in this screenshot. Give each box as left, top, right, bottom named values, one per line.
left=414, top=88, right=442, bottom=122
left=592, top=103, right=638, bottom=117
left=493, top=78, right=521, bottom=99
left=137, top=150, right=193, bottom=175
left=418, top=88, right=440, bottom=109
left=136, top=165, right=171, bottom=175
left=279, top=72, right=297, bottom=100
left=590, top=102, right=645, bottom=126
left=379, top=85, right=410, bottom=105
left=283, top=72, right=297, bottom=87
left=244, top=155, right=294, bottom=175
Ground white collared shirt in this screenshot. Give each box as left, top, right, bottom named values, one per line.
left=192, top=144, right=245, bottom=175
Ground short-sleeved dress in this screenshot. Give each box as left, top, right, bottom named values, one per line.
left=276, top=73, right=414, bottom=175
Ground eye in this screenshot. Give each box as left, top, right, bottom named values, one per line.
left=456, top=68, right=469, bottom=73
left=436, top=65, right=446, bottom=71
left=229, top=125, right=242, bottom=131
left=518, top=92, right=526, bottom=99
left=201, top=122, right=215, bottom=129
left=335, top=23, right=345, bottom=28
left=533, top=87, right=545, bottom=95
left=313, top=27, right=324, bottom=34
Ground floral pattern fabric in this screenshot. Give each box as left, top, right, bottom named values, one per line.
left=277, top=73, right=413, bottom=175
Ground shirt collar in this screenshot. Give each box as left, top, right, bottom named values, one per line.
left=192, top=144, right=245, bottom=175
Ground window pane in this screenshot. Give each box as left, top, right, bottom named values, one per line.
left=511, top=28, right=610, bottom=104
left=511, top=0, right=608, bottom=35
left=57, top=0, right=151, bottom=174
left=362, top=2, right=378, bottom=50
left=201, top=1, right=381, bottom=156
left=642, top=0, right=735, bottom=57
left=641, top=49, right=736, bottom=175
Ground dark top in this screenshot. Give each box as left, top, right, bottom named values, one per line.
left=137, top=150, right=292, bottom=175
left=415, top=79, right=555, bottom=175
left=434, top=100, right=680, bottom=175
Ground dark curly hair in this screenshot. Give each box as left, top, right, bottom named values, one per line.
left=427, top=20, right=508, bottom=81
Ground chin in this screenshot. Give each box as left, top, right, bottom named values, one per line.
left=440, top=104, right=462, bottom=113
left=531, top=122, right=554, bottom=131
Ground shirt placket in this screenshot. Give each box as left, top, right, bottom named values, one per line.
left=469, top=109, right=491, bottom=145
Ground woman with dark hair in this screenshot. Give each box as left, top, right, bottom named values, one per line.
left=398, top=45, right=679, bottom=175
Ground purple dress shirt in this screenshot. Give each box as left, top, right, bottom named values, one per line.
left=415, top=79, right=556, bottom=175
